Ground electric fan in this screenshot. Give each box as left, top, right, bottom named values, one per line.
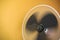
left=22, top=6, right=60, bottom=40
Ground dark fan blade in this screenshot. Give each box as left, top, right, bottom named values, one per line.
left=26, top=14, right=38, bottom=32
left=36, top=31, right=48, bottom=40
left=39, top=12, right=58, bottom=29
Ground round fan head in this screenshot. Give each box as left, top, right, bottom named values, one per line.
left=22, top=5, right=60, bottom=40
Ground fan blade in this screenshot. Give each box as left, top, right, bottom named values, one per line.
left=26, top=14, right=38, bottom=32
left=39, top=12, right=58, bottom=29
left=36, top=31, right=48, bottom=40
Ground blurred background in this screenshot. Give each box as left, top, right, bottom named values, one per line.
left=0, top=0, right=60, bottom=40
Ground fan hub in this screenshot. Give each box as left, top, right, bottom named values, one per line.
left=37, top=24, right=44, bottom=33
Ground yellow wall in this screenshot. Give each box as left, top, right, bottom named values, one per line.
left=0, top=0, right=60, bottom=40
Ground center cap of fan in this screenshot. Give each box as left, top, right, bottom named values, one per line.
left=37, top=24, right=44, bottom=33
